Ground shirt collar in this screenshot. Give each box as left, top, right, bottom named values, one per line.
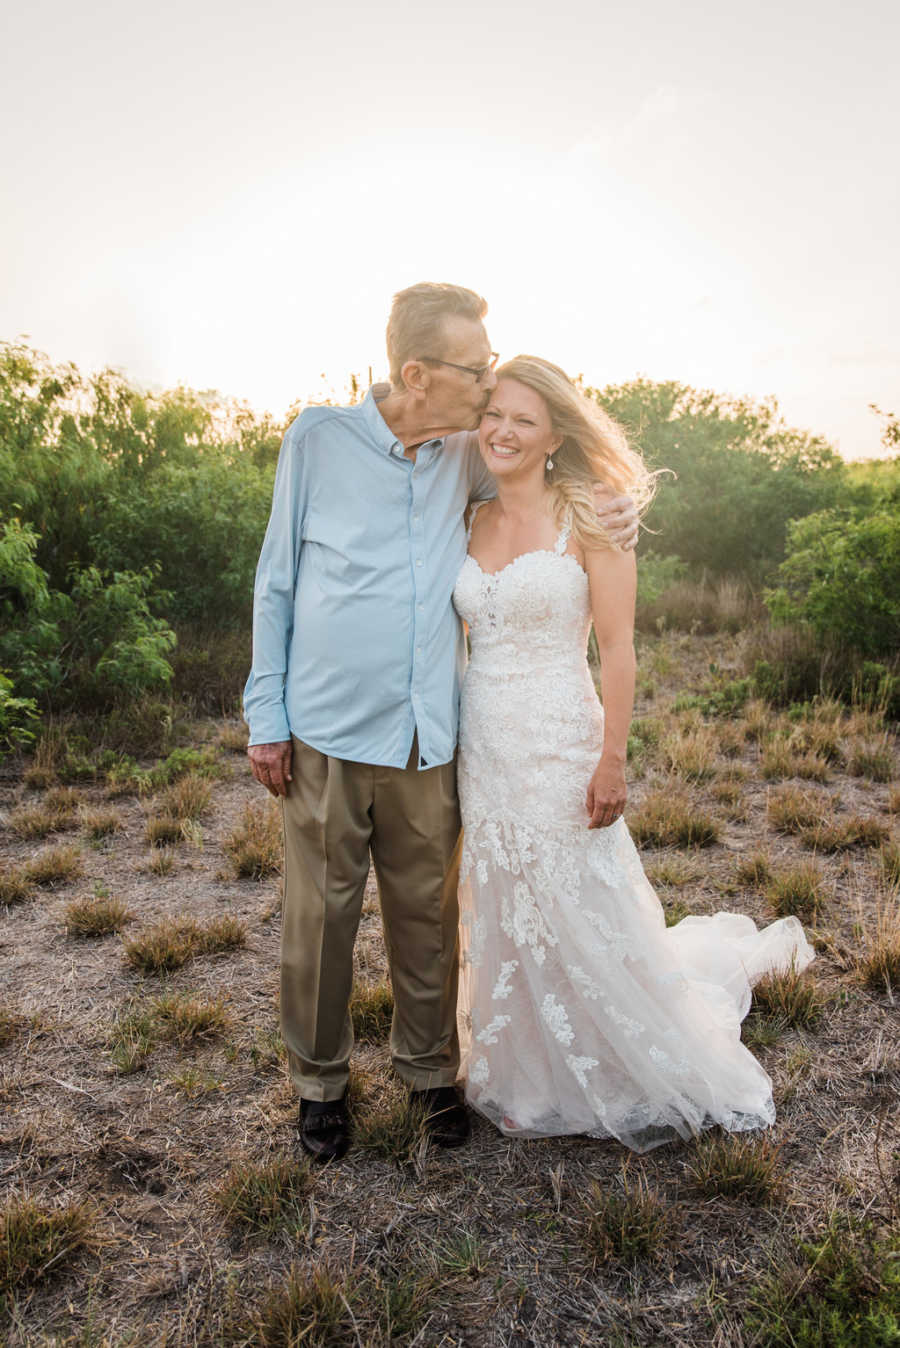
left=363, top=384, right=445, bottom=459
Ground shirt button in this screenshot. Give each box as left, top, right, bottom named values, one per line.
left=413, top=512, right=421, bottom=522
left=416, top=559, right=423, bottom=568
left=416, top=646, right=422, bottom=654
left=417, top=603, right=424, bottom=612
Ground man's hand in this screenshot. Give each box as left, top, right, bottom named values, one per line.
left=592, top=484, right=639, bottom=551
left=248, top=741, right=293, bottom=797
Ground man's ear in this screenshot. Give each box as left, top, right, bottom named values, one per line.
left=399, top=358, right=431, bottom=394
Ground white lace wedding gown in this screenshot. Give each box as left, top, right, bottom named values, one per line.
left=452, top=507, right=815, bottom=1151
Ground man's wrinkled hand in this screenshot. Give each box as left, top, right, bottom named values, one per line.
left=592, top=484, right=639, bottom=551
left=248, top=741, right=293, bottom=797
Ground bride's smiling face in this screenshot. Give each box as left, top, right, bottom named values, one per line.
left=477, top=378, right=561, bottom=480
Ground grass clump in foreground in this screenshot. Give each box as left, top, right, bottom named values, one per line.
left=23, top=844, right=84, bottom=888
left=688, top=1132, right=785, bottom=1204
left=224, top=800, right=283, bottom=878
left=0, top=869, right=36, bottom=906
left=766, top=785, right=831, bottom=834
left=747, top=1218, right=900, bottom=1347
left=65, top=892, right=132, bottom=937
left=350, top=979, right=393, bottom=1043
left=213, top=1156, right=312, bottom=1239
left=752, top=962, right=823, bottom=1029
left=765, top=860, right=829, bottom=922
left=760, top=740, right=830, bottom=783
left=583, top=1171, right=677, bottom=1265
left=800, top=813, right=890, bottom=853
left=80, top=806, right=122, bottom=840
left=123, top=914, right=246, bottom=973
left=152, top=990, right=231, bottom=1045
left=629, top=787, right=719, bottom=848
left=9, top=789, right=79, bottom=839
left=353, top=1085, right=428, bottom=1167
left=0, top=1193, right=97, bottom=1296
left=855, top=897, right=900, bottom=996
left=244, top=1265, right=356, bottom=1347
left=735, top=851, right=773, bottom=888
left=846, top=736, right=894, bottom=783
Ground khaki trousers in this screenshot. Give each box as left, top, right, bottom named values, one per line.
left=280, top=734, right=463, bottom=1101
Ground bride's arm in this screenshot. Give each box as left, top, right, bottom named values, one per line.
left=584, top=544, right=638, bottom=829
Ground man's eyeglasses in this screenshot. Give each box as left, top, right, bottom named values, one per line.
left=419, top=353, right=499, bottom=382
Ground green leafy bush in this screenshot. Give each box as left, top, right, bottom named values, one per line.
left=765, top=507, right=899, bottom=660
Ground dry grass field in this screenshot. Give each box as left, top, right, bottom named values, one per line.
left=1, top=630, right=898, bottom=1347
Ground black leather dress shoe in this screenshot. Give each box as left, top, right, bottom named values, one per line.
left=299, top=1095, right=350, bottom=1162
left=410, top=1086, right=470, bottom=1148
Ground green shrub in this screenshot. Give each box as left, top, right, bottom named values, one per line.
left=766, top=507, right=900, bottom=661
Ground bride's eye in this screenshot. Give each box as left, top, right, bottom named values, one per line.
left=483, top=408, right=500, bottom=418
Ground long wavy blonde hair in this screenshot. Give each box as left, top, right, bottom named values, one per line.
left=495, top=355, right=655, bottom=549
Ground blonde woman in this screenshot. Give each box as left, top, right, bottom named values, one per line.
left=453, top=356, right=814, bottom=1149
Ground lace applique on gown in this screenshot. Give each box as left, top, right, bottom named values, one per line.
left=452, top=504, right=815, bottom=1151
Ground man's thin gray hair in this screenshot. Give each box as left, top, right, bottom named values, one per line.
left=386, top=282, right=488, bottom=388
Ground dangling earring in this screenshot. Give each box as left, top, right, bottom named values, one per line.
left=545, top=455, right=554, bottom=472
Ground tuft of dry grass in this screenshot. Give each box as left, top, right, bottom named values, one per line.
left=660, top=725, right=719, bottom=782
left=687, top=1133, right=785, bottom=1204
left=107, top=1003, right=158, bottom=1074
left=736, top=851, right=773, bottom=888
left=583, top=1172, right=677, bottom=1264
left=80, top=806, right=122, bottom=841
left=800, top=814, right=890, bottom=854
left=766, top=785, right=831, bottom=834
left=217, top=723, right=250, bottom=753
left=855, top=896, right=900, bottom=996
left=248, top=1266, right=356, bottom=1347
left=8, top=797, right=78, bottom=840
left=0, top=1192, right=98, bottom=1296
left=353, top=1086, right=428, bottom=1167
left=0, top=868, right=36, bottom=906
left=224, top=800, right=282, bottom=878
left=161, top=770, right=213, bottom=821
left=151, top=990, right=231, bottom=1044
left=23, top=844, right=84, bottom=888
left=64, top=893, right=132, bottom=937
left=144, top=813, right=184, bottom=847
left=123, top=914, right=247, bottom=974
left=0, top=1006, right=25, bottom=1048
left=213, top=1156, right=312, bottom=1238
left=880, top=839, right=900, bottom=888
left=646, top=855, right=700, bottom=888
left=752, top=962, right=823, bottom=1028
left=146, top=847, right=176, bottom=876
left=742, top=699, right=779, bottom=745
left=630, top=787, right=719, bottom=849
left=765, top=860, right=828, bottom=922
left=350, top=979, right=394, bottom=1043
left=847, top=738, right=893, bottom=783
left=760, top=740, right=830, bottom=782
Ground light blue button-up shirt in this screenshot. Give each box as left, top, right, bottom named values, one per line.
left=243, top=387, right=495, bottom=769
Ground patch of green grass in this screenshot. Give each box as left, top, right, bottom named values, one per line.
left=213, top=1156, right=312, bottom=1238
left=430, top=1230, right=488, bottom=1278
left=687, top=1133, right=785, bottom=1204
left=350, top=980, right=393, bottom=1043
left=583, top=1172, right=677, bottom=1265
left=224, top=801, right=282, bottom=879
left=747, top=1218, right=900, bottom=1347
left=108, top=1003, right=158, bottom=1074
left=663, top=899, right=692, bottom=927
left=630, top=788, right=719, bottom=849
left=765, top=860, right=828, bottom=922
left=742, top=1013, right=787, bottom=1050
left=0, top=1193, right=97, bottom=1296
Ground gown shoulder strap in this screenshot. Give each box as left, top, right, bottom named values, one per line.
left=466, top=498, right=488, bottom=542
left=554, top=509, right=573, bottom=554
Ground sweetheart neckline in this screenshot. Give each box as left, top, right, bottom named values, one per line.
left=464, top=549, right=588, bottom=581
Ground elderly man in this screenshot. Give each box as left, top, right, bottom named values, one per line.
left=244, top=283, right=637, bottom=1161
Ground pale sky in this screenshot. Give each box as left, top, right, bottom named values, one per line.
left=2, top=0, right=898, bottom=457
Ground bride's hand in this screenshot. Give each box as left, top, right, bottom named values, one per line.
left=586, top=760, right=627, bottom=829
